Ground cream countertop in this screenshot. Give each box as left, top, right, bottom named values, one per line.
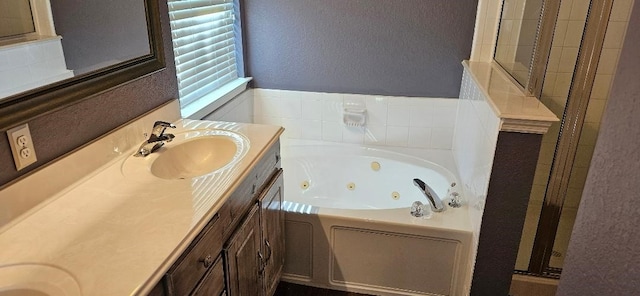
left=462, top=61, right=559, bottom=134
left=0, top=114, right=283, bottom=295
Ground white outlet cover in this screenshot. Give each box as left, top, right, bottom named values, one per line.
left=7, top=124, right=38, bottom=170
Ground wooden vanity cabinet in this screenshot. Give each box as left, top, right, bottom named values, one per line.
left=260, top=169, right=285, bottom=296
left=153, top=141, right=283, bottom=296
left=225, top=169, right=284, bottom=296
left=225, top=204, right=262, bottom=296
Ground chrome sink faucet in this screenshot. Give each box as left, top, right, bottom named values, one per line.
left=413, top=178, right=445, bottom=212
left=134, top=121, right=176, bottom=157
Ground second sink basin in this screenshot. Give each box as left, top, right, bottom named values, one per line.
left=0, top=264, right=81, bottom=296
left=122, top=129, right=250, bottom=180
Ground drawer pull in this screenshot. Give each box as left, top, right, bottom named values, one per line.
left=275, top=153, right=280, bottom=163
left=264, top=239, right=272, bottom=262
left=200, top=254, right=214, bottom=268
left=251, top=184, right=257, bottom=195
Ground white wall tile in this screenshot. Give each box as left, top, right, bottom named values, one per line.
left=386, top=126, right=409, bottom=147
left=300, top=120, right=322, bottom=140
left=301, top=96, right=323, bottom=120
left=254, top=116, right=282, bottom=126
left=342, top=127, right=365, bottom=144
left=281, top=119, right=302, bottom=139
left=453, top=68, right=502, bottom=296
left=563, top=21, right=586, bottom=47
left=280, top=96, right=302, bottom=119
left=610, top=0, right=634, bottom=21
left=0, top=38, right=71, bottom=97
left=408, top=127, right=432, bottom=148
left=557, top=0, right=574, bottom=20
left=603, top=21, right=628, bottom=49
left=569, top=0, right=590, bottom=21
left=431, top=128, right=454, bottom=149
left=432, top=106, right=458, bottom=128
left=322, top=121, right=343, bottom=142
left=365, top=96, right=389, bottom=126
left=255, top=89, right=460, bottom=150
left=558, top=47, right=580, bottom=73
left=387, top=104, right=410, bottom=126
left=322, top=95, right=343, bottom=122
left=254, top=93, right=280, bottom=117
left=590, top=74, right=613, bottom=99
left=364, top=125, right=387, bottom=145
left=409, top=107, right=433, bottom=127
left=597, top=48, right=621, bottom=75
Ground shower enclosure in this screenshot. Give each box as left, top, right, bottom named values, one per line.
left=494, top=0, right=634, bottom=278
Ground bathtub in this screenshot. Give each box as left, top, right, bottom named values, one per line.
left=280, top=139, right=473, bottom=296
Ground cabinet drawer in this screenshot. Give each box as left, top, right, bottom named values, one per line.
left=222, top=141, right=280, bottom=239
left=166, top=212, right=228, bottom=296
left=191, top=255, right=225, bottom=296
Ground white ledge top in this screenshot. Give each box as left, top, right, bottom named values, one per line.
left=463, top=61, right=559, bottom=134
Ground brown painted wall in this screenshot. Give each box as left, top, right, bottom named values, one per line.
left=557, top=1, right=640, bottom=294
left=0, top=1, right=178, bottom=187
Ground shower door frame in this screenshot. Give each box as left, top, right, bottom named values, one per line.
left=523, top=0, right=615, bottom=277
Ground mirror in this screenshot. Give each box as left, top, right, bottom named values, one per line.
left=494, top=0, right=561, bottom=98
left=0, top=0, right=165, bottom=130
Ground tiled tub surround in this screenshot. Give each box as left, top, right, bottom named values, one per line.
left=253, top=89, right=458, bottom=149
left=202, top=89, right=254, bottom=123
left=454, top=66, right=502, bottom=294
left=0, top=37, right=73, bottom=98
left=458, top=60, right=558, bottom=295
left=253, top=80, right=556, bottom=294
left=0, top=100, right=284, bottom=295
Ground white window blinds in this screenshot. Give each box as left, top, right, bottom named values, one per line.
left=168, top=0, right=239, bottom=107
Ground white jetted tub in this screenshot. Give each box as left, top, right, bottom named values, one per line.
left=280, top=139, right=473, bottom=296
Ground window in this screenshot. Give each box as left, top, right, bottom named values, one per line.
left=168, top=0, right=246, bottom=117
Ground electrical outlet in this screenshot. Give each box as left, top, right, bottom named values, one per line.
left=7, top=124, right=37, bottom=170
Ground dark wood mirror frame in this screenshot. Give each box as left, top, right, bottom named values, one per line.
left=0, top=0, right=165, bottom=131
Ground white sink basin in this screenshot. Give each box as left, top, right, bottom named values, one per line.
left=0, top=264, right=81, bottom=296
left=122, top=129, right=250, bottom=180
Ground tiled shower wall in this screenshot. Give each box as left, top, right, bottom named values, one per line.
left=535, top=0, right=635, bottom=212
left=470, top=0, right=635, bottom=270
left=453, top=67, right=501, bottom=292
left=252, top=89, right=458, bottom=149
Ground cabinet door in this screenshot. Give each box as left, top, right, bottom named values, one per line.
left=260, top=169, right=284, bottom=296
left=224, top=204, right=262, bottom=296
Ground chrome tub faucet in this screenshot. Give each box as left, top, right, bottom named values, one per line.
left=134, top=121, right=176, bottom=157
left=413, top=178, right=445, bottom=212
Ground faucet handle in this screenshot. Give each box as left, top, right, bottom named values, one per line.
left=151, top=121, right=176, bottom=138
left=153, top=120, right=176, bottom=129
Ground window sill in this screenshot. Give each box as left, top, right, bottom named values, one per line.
left=180, top=77, right=253, bottom=120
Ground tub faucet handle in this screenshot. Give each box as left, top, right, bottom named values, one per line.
left=410, top=201, right=432, bottom=219
left=448, top=192, right=462, bottom=208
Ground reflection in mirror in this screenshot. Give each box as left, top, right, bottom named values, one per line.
left=0, top=0, right=150, bottom=100
left=0, top=0, right=35, bottom=38
left=494, top=0, right=544, bottom=91
left=0, top=0, right=164, bottom=131
left=493, top=0, right=561, bottom=98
